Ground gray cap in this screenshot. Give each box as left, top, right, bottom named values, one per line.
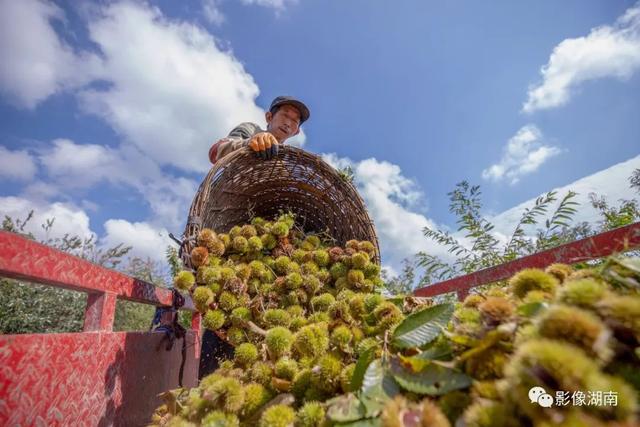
left=269, top=96, right=310, bottom=124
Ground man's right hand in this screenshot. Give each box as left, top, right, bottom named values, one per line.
left=249, top=132, right=279, bottom=160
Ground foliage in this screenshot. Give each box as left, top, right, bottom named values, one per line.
left=630, top=168, right=640, bottom=194
left=0, top=211, right=181, bottom=334
left=0, top=278, right=87, bottom=334
left=589, top=193, right=640, bottom=232
left=381, top=258, right=417, bottom=296
left=417, top=183, right=586, bottom=282
left=337, top=165, right=355, bottom=183
left=384, top=171, right=640, bottom=292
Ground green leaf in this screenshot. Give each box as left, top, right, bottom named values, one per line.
left=602, top=257, right=640, bottom=289
left=351, top=347, right=377, bottom=391
left=326, top=394, right=366, bottom=423
left=360, top=360, right=399, bottom=417
left=418, top=339, right=453, bottom=359
left=389, top=356, right=471, bottom=396
left=399, top=346, right=456, bottom=374
left=362, top=359, right=384, bottom=393
left=392, top=303, right=454, bottom=349
left=517, top=301, right=548, bottom=317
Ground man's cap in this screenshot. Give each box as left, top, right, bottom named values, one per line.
left=269, top=96, right=310, bottom=124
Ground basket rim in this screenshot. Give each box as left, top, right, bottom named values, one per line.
left=181, top=145, right=380, bottom=265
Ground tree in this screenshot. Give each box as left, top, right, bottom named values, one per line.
left=384, top=171, right=640, bottom=293
left=382, top=258, right=418, bottom=295
left=0, top=212, right=180, bottom=334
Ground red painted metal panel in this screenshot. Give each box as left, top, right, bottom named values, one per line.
left=84, top=292, right=117, bottom=332
left=191, top=313, right=202, bottom=356
left=0, top=331, right=199, bottom=426
left=0, top=231, right=194, bottom=311
left=414, top=222, right=640, bottom=298
left=0, top=231, right=203, bottom=425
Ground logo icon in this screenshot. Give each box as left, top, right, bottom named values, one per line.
left=529, top=386, right=554, bottom=407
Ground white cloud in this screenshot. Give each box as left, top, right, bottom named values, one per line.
left=202, top=0, right=225, bottom=25
left=21, top=180, right=62, bottom=202
left=37, top=138, right=197, bottom=231
left=0, top=146, right=37, bottom=181
left=482, top=125, right=561, bottom=185
left=490, top=154, right=640, bottom=237
left=77, top=1, right=266, bottom=172
left=382, top=264, right=400, bottom=279
left=0, top=1, right=306, bottom=173
left=240, top=0, right=298, bottom=12
left=523, top=3, right=640, bottom=113
left=102, top=219, right=174, bottom=262
left=322, top=153, right=452, bottom=272
left=0, top=0, right=100, bottom=108
left=40, top=138, right=122, bottom=188
left=0, top=196, right=94, bottom=242
left=0, top=196, right=173, bottom=263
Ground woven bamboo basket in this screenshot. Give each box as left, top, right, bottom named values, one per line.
left=181, top=146, right=379, bottom=267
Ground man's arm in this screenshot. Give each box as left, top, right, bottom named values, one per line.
left=209, top=122, right=262, bottom=164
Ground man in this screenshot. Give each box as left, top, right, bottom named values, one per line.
left=199, top=96, right=310, bottom=379
left=208, top=96, right=310, bottom=164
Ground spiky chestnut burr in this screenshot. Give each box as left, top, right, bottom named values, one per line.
left=239, top=224, right=257, bottom=239
left=197, top=228, right=217, bottom=249
left=266, top=326, right=294, bottom=359
left=263, top=309, right=291, bottom=328
left=233, top=236, right=249, bottom=253
left=201, top=411, right=239, bottom=427
left=312, top=249, right=330, bottom=267
left=544, top=263, right=573, bottom=283
left=201, top=376, right=245, bottom=413
left=536, top=304, right=612, bottom=361
left=478, top=296, right=514, bottom=326
left=218, top=291, right=238, bottom=312
left=174, top=270, right=195, bottom=291
left=191, top=246, right=209, bottom=268
left=247, top=235, right=263, bottom=252
left=291, top=368, right=312, bottom=401
left=192, top=286, right=214, bottom=313
left=258, top=404, right=295, bottom=427
left=293, top=323, right=329, bottom=358
left=508, top=268, right=558, bottom=299
left=241, top=383, right=273, bottom=418
left=311, top=354, right=342, bottom=393
left=249, top=361, right=273, bottom=386
left=296, top=402, right=325, bottom=427
left=462, top=294, right=484, bottom=308
left=274, top=357, right=299, bottom=381
left=234, top=343, right=258, bottom=368
left=328, top=246, right=345, bottom=263
left=330, top=262, right=348, bottom=280
left=347, top=269, right=365, bottom=286
left=558, top=278, right=607, bottom=307
left=351, top=252, right=370, bottom=269
left=203, top=309, right=225, bottom=331
left=270, top=221, right=290, bottom=238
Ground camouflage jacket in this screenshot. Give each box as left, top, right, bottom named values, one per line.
left=208, top=122, right=263, bottom=164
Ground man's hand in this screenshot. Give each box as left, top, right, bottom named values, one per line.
left=249, top=132, right=279, bottom=160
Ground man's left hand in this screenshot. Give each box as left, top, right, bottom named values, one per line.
left=249, top=132, right=279, bottom=160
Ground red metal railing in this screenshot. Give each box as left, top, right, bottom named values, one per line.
left=414, top=222, right=640, bottom=300
left=0, top=231, right=201, bottom=426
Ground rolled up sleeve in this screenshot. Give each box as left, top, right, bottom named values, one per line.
left=208, top=122, right=262, bottom=164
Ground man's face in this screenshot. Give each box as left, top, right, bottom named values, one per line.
left=266, top=104, right=301, bottom=143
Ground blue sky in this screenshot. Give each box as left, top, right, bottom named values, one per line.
left=1, top=0, right=639, bottom=277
